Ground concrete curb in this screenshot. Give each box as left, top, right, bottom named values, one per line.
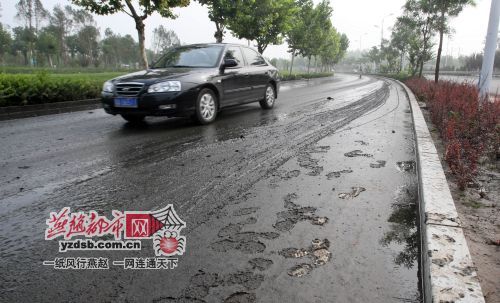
left=0, top=99, right=100, bottom=121
left=397, top=80, right=485, bottom=303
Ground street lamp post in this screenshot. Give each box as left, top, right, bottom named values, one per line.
left=380, top=13, right=394, bottom=48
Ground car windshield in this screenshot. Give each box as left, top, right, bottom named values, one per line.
left=151, top=45, right=224, bottom=68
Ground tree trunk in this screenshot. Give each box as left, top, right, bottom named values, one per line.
left=418, top=59, right=424, bottom=78
left=289, top=53, right=295, bottom=76
left=214, top=23, right=223, bottom=43
left=257, top=44, right=266, bottom=54
left=135, top=19, right=148, bottom=69
left=434, top=12, right=445, bottom=83
left=307, top=57, right=311, bottom=74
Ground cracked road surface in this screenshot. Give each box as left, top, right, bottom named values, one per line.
left=0, top=74, right=420, bottom=302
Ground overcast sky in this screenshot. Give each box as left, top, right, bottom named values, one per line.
left=0, top=0, right=494, bottom=59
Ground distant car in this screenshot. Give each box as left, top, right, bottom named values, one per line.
left=101, top=43, right=280, bottom=124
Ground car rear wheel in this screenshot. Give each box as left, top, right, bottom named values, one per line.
left=194, top=88, right=218, bottom=124
left=121, top=114, right=145, bottom=123
left=259, top=84, right=275, bottom=109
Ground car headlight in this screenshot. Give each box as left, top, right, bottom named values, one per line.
left=148, top=81, right=181, bottom=93
left=103, top=81, right=114, bottom=93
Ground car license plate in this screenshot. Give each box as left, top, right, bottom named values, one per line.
left=114, top=97, right=138, bottom=108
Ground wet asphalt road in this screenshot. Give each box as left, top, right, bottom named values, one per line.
left=0, top=74, right=420, bottom=302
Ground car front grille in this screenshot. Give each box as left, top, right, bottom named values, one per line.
left=115, top=83, right=145, bottom=96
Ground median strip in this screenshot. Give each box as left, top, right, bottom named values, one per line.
left=398, top=80, right=485, bottom=303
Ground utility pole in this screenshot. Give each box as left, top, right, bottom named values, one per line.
left=380, top=13, right=393, bottom=48
left=479, top=0, right=500, bottom=98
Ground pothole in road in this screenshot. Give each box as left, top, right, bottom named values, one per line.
left=297, top=146, right=330, bottom=176
left=338, top=187, right=366, bottom=199
left=271, top=169, right=301, bottom=180
left=344, top=150, right=373, bottom=158
left=370, top=160, right=387, bottom=168
left=297, top=153, right=323, bottom=176
left=284, top=193, right=299, bottom=208
left=248, top=258, right=273, bottom=271
left=326, top=169, right=353, bottom=179
left=274, top=193, right=329, bottom=232
left=279, top=239, right=332, bottom=277
left=224, top=292, right=256, bottom=303
left=355, top=140, right=369, bottom=146
left=274, top=207, right=328, bottom=232
left=396, top=161, right=416, bottom=172
left=233, top=207, right=259, bottom=216
left=212, top=218, right=279, bottom=254
left=268, top=170, right=301, bottom=188
left=158, top=270, right=264, bottom=303
left=288, top=264, right=313, bottom=277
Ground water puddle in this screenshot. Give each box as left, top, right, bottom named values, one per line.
left=380, top=183, right=419, bottom=269
left=396, top=161, right=416, bottom=172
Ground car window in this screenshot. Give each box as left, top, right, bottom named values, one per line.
left=152, top=45, right=224, bottom=68
left=242, top=47, right=267, bottom=66
left=224, top=47, right=245, bottom=67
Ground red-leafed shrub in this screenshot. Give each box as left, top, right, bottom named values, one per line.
left=406, top=78, right=500, bottom=190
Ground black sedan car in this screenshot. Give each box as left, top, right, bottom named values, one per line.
left=101, top=43, right=280, bottom=124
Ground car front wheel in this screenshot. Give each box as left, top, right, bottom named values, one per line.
left=194, top=88, right=218, bottom=124
left=259, top=84, right=275, bottom=109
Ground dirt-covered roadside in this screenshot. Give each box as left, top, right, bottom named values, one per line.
left=419, top=102, right=500, bottom=303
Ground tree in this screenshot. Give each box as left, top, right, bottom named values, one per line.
left=298, top=0, right=333, bottom=73
left=16, top=0, right=48, bottom=65
left=318, top=28, right=341, bottom=72
left=151, top=25, right=180, bottom=58
left=286, top=0, right=312, bottom=75
left=36, top=28, right=58, bottom=67
left=366, top=46, right=381, bottom=68
left=16, top=0, right=48, bottom=33
left=402, top=0, right=437, bottom=77
left=0, top=24, right=12, bottom=64
left=75, top=25, right=99, bottom=67
left=72, top=0, right=190, bottom=69
left=12, top=26, right=36, bottom=65
left=228, top=0, right=297, bottom=54
left=101, top=28, right=139, bottom=67
left=197, top=0, right=237, bottom=43
left=335, top=33, right=349, bottom=64
left=431, top=0, right=475, bottom=82
left=49, top=5, right=74, bottom=65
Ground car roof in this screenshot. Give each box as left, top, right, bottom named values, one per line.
left=181, top=43, right=254, bottom=49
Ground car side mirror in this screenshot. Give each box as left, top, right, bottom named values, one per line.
left=222, top=58, right=238, bottom=68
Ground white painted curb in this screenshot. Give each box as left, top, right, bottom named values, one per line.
left=398, top=80, right=485, bottom=303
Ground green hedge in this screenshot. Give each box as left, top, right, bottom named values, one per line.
left=0, top=72, right=123, bottom=107
left=280, top=72, right=333, bottom=81
left=0, top=70, right=335, bottom=107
